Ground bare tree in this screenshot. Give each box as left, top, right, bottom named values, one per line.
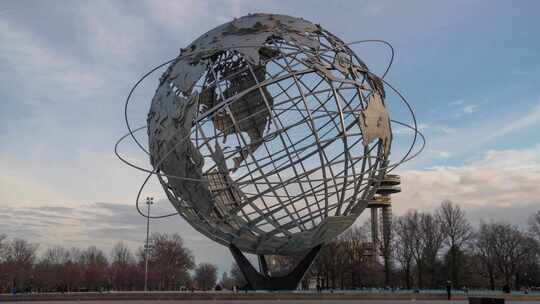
left=339, top=225, right=369, bottom=288
left=43, top=246, right=71, bottom=265
left=0, top=235, right=6, bottom=291
left=333, top=241, right=350, bottom=289
left=474, top=222, right=499, bottom=290
left=315, top=241, right=347, bottom=288
left=4, top=238, right=38, bottom=265
left=528, top=211, right=540, bottom=241
left=436, top=200, right=473, bottom=286
left=406, top=211, right=426, bottom=288
left=79, top=246, right=109, bottom=291
left=144, top=233, right=194, bottom=290
left=111, top=242, right=133, bottom=265
left=35, top=246, right=71, bottom=292
left=490, top=222, right=537, bottom=289
left=419, top=213, right=445, bottom=288
left=110, top=242, right=135, bottom=290
left=524, top=213, right=540, bottom=288
left=0, top=234, right=6, bottom=257
left=3, top=238, right=39, bottom=291
left=194, top=263, right=217, bottom=290
left=65, top=247, right=84, bottom=291
left=395, top=213, right=415, bottom=289
left=369, top=213, right=395, bottom=287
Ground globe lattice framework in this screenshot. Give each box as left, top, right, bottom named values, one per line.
left=116, top=14, right=424, bottom=282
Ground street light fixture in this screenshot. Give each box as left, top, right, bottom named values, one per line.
left=144, top=196, right=154, bottom=292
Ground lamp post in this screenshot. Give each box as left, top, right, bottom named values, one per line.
left=144, top=196, right=154, bottom=292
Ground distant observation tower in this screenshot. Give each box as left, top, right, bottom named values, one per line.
left=367, top=174, right=401, bottom=257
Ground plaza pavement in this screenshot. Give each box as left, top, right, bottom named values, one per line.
left=4, top=301, right=540, bottom=304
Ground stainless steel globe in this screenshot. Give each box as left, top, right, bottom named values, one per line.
left=146, top=13, right=397, bottom=256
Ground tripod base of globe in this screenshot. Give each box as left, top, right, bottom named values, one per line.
left=229, top=244, right=322, bottom=290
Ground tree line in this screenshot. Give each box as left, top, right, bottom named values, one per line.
left=290, top=200, right=540, bottom=291
left=0, top=233, right=221, bottom=293
left=1, top=200, right=539, bottom=292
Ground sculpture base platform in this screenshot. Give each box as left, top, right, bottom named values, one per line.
left=228, top=244, right=322, bottom=290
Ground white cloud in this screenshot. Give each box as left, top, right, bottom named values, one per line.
left=449, top=99, right=464, bottom=106
left=408, top=98, right=540, bottom=169
left=430, top=149, right=451, bottom=159
left=146, top=0, right=210, bottom=28
left=485, top=101, right=540, bottom=140
left=392, top=123, right=428, bottom=135
left=462, top=104, right=478, bottom=114
left=435, top=125, right=455, bottom=134
left=75, top=1, right=155, bottom=57
left=447, top=98, right=478, bottom=116
left=0, top=18, right=102, bottom=93
left=394, top=144, right=540, bottom=221
left=0, top=146, right=165, bottom=208
left=0, top=169, right=75, bottom=207
left=0, top=201, right=232, bottom=272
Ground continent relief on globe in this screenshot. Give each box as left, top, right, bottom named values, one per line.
left=146, top=13, right=392, bottom=255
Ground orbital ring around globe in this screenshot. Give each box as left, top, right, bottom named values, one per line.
left=115, top=14, right=425, bottom=255
left=115, top=45, right=425, bottom=224
left=114, top=43, right=423, bottom=217
left=121, top=39, right=396, bottom=160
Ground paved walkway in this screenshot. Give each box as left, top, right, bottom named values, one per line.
left=6, top=301, right=540, bottom=304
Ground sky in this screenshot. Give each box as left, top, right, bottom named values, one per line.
left=1, top=0, right=540, bottom=274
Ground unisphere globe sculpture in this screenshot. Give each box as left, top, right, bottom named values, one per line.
left=117, top=13, right=424, bottom=290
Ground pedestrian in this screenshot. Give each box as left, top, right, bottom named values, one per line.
left=446, top=280, right=452, bottom=300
